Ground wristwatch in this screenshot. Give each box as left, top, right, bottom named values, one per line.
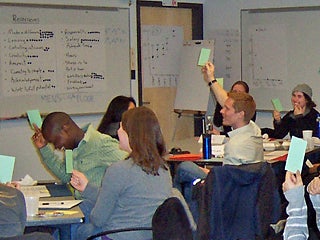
left=208, top=79, right=217, bottom=87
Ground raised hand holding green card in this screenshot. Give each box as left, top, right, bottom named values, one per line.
left=285, top=136, right=307, bottom=173
left=271, top=98, right=283, bottom=112
left=198, top=48, right=211, bottom=66
left=27, top=109, right=42, bottom=129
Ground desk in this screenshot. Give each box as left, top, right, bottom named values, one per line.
left=25, top=195, right=84, bottom=240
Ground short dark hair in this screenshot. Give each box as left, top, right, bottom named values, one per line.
left=231, top=81, right=250, bottom=93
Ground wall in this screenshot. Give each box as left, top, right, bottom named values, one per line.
left=0, top=0, right=204, bottom=181
left=3, top=0, right=320, bottom=181
left=0, top=0, right=135, bottom=181
left=204, top=0, right=320, bottom=130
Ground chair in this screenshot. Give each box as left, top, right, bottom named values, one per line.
left=196, top=162, right=281, bottom=240
left=86, top=227, right=152, bottom=240
left=152, top=197, right=193, bottom=240
left=86, top=196, right=194, bottom=240
left=0, top=232, right=55, bottom=240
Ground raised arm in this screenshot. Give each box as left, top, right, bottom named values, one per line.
left=283, top=171, right=308, bottom=240
left=201, top=62, right=228, bottom=106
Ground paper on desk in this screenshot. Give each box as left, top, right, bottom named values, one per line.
left=0, top=154, right=15, bottom=183
left=20, top=185, right=51, bottom=197
left=285, top=136, right=307, bottom=173
left=40, top=210, right=79, bottom=216
left=264, top=150, right=288, bottom=162
left=39, top=200, right=82, bottom=209
left=19, top=174, right=37, bottom=185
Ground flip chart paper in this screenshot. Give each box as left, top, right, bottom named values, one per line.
left=198, top=48, right=211, bottom=66
left=27, top=109, right=42, bottom=129
left=271, top=98, right=283, bottom=112
left=0, top=155, right=15, bottom=183
left=65, top=150, right=73, bottom=173
left=285, top=136, right=307, bottom=173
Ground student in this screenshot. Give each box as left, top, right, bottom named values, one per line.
left=212, top=80, right=256, bottom=135
left=174, top=62, right=264, bottom=206
left=282, top=170, right=320, bottom=240
left=31, top=112, right=127, bottom=199
left=70, top=107, right=173, bottom=240
left=262, top=83, right=319, bottom=139
left=174, top=91, right=264, bottom=188
left=0, top=183, right=26, bottom=238
left=97, top=95, right=136, bottom=139
left=0, top=183, right=55, bottom=240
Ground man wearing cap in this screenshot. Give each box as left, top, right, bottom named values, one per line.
left=265, top=83, right=319, bottom=139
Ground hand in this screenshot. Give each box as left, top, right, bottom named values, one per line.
left=282, top=170, right=303, bottom=193
left=201, top=62, right=215, bottom=84
left=31, top=124, right=47, bottom=149
left=70, top=170, right=88, bottom=192
left=208, top=128, right=221, bottom=135
left=293, top=103, right=305, bottom=116
left=309, top=163, right=320, bottom=174
left=199, top=166, right=210, bottom=174
left=6, top=181, right=21, bottom=190
left=307, top=176, right=320, bottom=195
left=273, top=110, right=281, bottom=122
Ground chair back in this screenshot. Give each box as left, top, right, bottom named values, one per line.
left=152, top=197, right=193, bottom=240
left=196, top=162, right=280, bottom=240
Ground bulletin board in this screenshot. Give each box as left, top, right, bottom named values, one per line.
left=0, top=3, right=131, bottom=118
left=241, top=7, right=320, bottom=111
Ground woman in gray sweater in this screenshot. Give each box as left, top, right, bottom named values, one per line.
left=71, top=106, right=172, bottom=240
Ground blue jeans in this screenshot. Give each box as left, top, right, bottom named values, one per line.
left=173, top=162, right=207, bottom=222
left=173, top=161, right=207, bottom=192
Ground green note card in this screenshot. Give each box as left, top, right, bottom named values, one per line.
left=285, top=136, right=307, bottom=173
left=271, top=98, right=283, bottom=112
left=65, top=150, right=73, bottom=173
left=27, top=109, right=42, bottom=129
left=216, top=78, right=224, bottom=88
left=198, top=48, right=211, bottom=66
left=0, top=155, right=15, bottom=183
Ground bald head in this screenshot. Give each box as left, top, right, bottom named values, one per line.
left=41, top=112, right=83, bottom=150
left=42, top=112, right=71, bottom=138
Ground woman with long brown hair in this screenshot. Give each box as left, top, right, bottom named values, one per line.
left=71, top=106, right=172, bottom=240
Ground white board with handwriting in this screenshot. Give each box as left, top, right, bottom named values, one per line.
left=0, top=4, right=130, bottom=118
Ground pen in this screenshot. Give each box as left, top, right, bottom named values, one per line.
left=41, top=202, right=65, bottom=205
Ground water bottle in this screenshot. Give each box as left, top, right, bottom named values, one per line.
left=202, top=133, right=212, bottom=159
left=317, top=113, right=320, bottom=138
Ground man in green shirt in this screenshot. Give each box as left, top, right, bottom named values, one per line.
left=32, top=112, right=127, bottom=199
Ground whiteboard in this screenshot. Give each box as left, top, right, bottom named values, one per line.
left=0, top=4, right=130, bottom=118
left=241, top=7, right=320, bottom=111
left=174, top=40, right=214, bottom=112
